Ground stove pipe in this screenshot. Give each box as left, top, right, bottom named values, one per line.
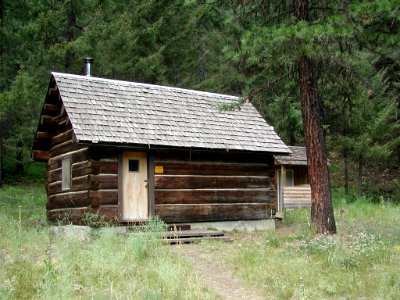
left=84, top=57, right=94, bottom=76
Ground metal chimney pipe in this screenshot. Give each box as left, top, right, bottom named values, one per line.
left=84, top=57, right=94, bottom=76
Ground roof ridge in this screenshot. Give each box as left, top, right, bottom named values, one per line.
left=51, top=72, right=240, bottom=100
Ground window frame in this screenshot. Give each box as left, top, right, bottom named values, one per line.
left=61, top=156, right=72, bottom=191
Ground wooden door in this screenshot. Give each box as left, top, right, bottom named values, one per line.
left=121, top=152, right=148, bottom=221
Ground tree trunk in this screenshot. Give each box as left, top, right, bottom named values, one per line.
left=344, top=149, right=349, bottom=197
left=295, top=0, right=336, bottom=234
left=357, top=155, right=363, bottom=196
left=64, top=1, right=81, bottom=69
left=15, top=141, right=24, bottom=175
left=0, top=135, right=3, bottom=188
left=396, top=96, right=400, bottom=164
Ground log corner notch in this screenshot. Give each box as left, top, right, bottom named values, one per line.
left=32, top=150, right=49, bottom=162
left=31, top=76, right=66, bottom=160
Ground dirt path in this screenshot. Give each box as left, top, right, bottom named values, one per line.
left=172, top=244, right=264, bottom=300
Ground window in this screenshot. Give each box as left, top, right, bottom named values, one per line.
left=62, top=157, right=71, bottom=191
left=286, top=169, right=294, bottom=187
left=129, top=159, right=139, bottom=172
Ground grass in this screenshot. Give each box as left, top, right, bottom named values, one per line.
left=201, top=192, right=400, bottom=299
left=0, top=184, right=218, bottom=299
left=1, top=183, right=400, bottom=299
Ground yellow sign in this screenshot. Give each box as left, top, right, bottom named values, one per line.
left=155, top=165, right=164, bottom=174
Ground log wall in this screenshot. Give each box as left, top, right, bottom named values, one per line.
left=153, top=151, right=276, bottom=223
left=46, top=124, right=91, bottom=222
left=44, top=112, right=119, bottom=222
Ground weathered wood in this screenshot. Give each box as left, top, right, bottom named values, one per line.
left=33, top=139, right=53, bottom=151
left=44, top=103, right=61, bottom=116
left=153, top=161, right=270, bottom=176
left=52, top=129, right=74, bottom=146
left=93, top=205, right=119, bottom=220
left=90, top=148, right=119, bottom=161
left=36, top=132, right=52, bottom=139
left=56, top=117, right=69, bottom=127
left=164, top=229, right=224, bottom=238
left=152, top=150, right=276, bottom=222
left=45, top=90, right=61, bottom=104
left=48, top=169, right=61, bottom=183
left=155, top=175, right=270, bottom=189
left=49, top=150, right=89, bottom=169
left=47, top=87, right=59, bottom=96
left=91, top=174, right=118, bottom=190
left=293, top=166, right=309, bottom=185
left=164, top=236, right=231, bottom=244
left=48, top=176, right=89, bottom=194
left=57, top=120, right=72, bottom=133
left=155, top=189, right=274, bottom=205
left=166, top=224, right=191, bottom=231
left=148, top=153, right=156, bottom=217
left=92, top=160, right=118, bottom=175
left=50, top=141, right=82, bottom=158
left=47, top=207, right=90, bottom=223
left=153, top=150, right=274, bottom=165
left=49, top=160, right=94, bottom=182
left=32, top=150, right=49, bottom=161
left=71, top=166, right=92, bottom=178
left=90, top=190, right=118, bottom=207
left=44, top=146, right=276, bottom=224
left=156, top=203, right=273, bottom=223
left=121, top=152, right=148, bottom=220
left=118, top=153, right=123, bottom=221
left=44, top=103, right=60, bottom=110
left=47, top=191, right=90, bottom=209
left=48, top=173, right=118, bottom=194
left=40, top=115, right=56, bottom=126
left=284, top=185, right=311, bottom=208
left=47, top=205, right=119, bottom=224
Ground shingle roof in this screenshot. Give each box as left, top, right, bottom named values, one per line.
left=52, top=72, right=290, bottom=154
left=275, top=146, right=307, bottom=165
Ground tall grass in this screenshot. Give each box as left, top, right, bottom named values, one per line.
left=0, top=185, right=217, bottom=299
left=2, top=184, right=399, bottom=299
left=205, top=192, right=400, bottom=299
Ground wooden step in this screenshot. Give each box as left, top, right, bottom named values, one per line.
left=114, top=223, right=192, bottom=232
left=165, top=236, right=231, bottom=244
left=164, top=229, right=224, bottom=239
left=167, top=224, right=191, bottom=231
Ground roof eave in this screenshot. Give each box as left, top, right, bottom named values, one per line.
left=76, top=140, right=292, bottom=155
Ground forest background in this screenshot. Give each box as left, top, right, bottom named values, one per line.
left=0, top=0, right=399, bottom=201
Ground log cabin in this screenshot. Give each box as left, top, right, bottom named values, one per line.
left=32, top=70, right=291, bottom=224
left=274, top=146, right=311, bottom=210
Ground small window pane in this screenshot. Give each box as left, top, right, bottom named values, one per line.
left=129, top=160, right=139, bottom=172
left=62, top=157, right=71, bottom=191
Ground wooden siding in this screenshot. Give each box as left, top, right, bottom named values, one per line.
left=292, top=166, right=309, bottom=185
left=46, top=147, right=119, bottom=222
left=153, top=151, right=276, bottom=223
left=43, top=92, right=119, bottom=222
left=46, top=125, right=91, bottom=222
left=283, top=185, right=311, bottom=209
